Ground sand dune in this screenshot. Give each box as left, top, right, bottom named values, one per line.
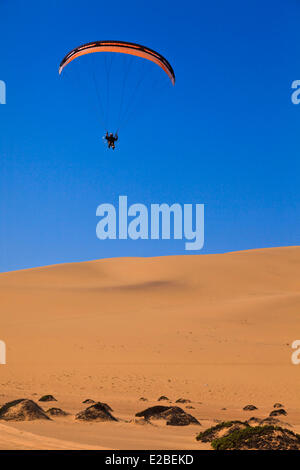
left=0, top=422, right=107, bottom=450
left=1, top=246, right=300, bottom=449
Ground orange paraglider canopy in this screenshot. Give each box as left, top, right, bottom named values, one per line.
left=59, top=40, right=175, bottom=85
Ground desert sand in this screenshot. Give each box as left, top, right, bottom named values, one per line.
left=0, top=246, right=300, bottom=449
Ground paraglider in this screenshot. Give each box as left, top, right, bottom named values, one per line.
left=105, top=131, right=118, bottom=150
left=59, top=40, right=175, bottom=148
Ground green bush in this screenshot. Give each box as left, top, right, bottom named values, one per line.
left=211, top=425, right=300, bottom=450
left=196, top=421, right=246, bottom=442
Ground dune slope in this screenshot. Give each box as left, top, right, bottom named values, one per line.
left=0, top=247, right=300, bottom=448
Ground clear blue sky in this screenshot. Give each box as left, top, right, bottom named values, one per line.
left=0, top=0, right=299, bottom=272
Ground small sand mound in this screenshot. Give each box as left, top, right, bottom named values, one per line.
left=96, top=402, right=113, bottom=412
left=211, top=426, right=300, bottom=450
left=82, top=399, right=95, bottom=404
left=0, top=399, right=50, bottom=421
left=135, top=405, right=200, bottom=426
left=139, top=397, right=148, bottom=402
left=196, top=421, right=248, bottom=443
left=243, top=405, right=258, bottom=411
left=176, top=398, right=191, bottom=404
left=269, top=409, right=287, bottom=417
left=75, top=402, right=117, bottom=422
left=273, top=403, right=284, bottom=409
left=158, top=396, right=170, bottom=402
left=46, top=407, right=69, bottom=417
left=38, top=395, right=57, bottom=402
